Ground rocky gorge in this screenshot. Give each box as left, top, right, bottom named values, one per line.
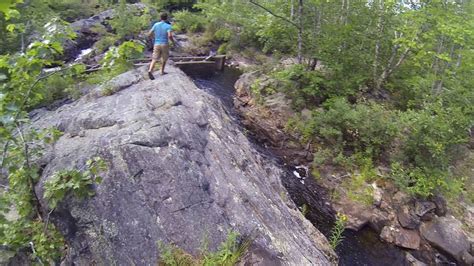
left=233, top=71, right=474, bottom=265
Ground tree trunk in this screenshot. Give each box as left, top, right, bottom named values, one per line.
left=373, top=0, right=384, bottom=88
left=431, top=36, right=445, bottom=94
left=376, top=47, right=410, bottom=90
left=297, top=0, right=303, bottom=64
left=290, top=0, right=294, bottom=20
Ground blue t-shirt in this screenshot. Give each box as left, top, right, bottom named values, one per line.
left=151, top=21, right=172, bottom=45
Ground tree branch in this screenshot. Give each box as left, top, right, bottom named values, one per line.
left=249, top=0, right=298, bottom=28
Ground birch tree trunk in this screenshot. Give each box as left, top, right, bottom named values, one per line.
left=297, top=0, right=303, bottom=64
left=290, top=0, right=294, bottom=20
left=373, top=0, right=384, bottom=88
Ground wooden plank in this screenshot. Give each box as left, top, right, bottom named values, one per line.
left=174, top=61, right=216, bottom=65
left=170, top=55, right=226, bottom=61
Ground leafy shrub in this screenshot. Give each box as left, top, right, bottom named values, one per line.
left=273, top=64, right=327, bottom=109
left=398, top=103, right=471, bottom=170
left=47, top=0, right=95, bottom=22
left=94, top=33, right=120, bottom=53
left=159, top=231, right=250, bottom=266
left=217, top=43, right=228, bottom=55
left=90, top=40, right=144, bottom=84
left=385, top=102, right=471, bottom=197
left=214, top=28, right=232, bottom=42
left=44, top=157, right=107, bottom=208
left=110, top=0, right=152, bottom=40
left=304, top=98, right=399, bottom=162
left=1, top=220, right=65, bottom=263
left=172, top=10, right=207, bottom=33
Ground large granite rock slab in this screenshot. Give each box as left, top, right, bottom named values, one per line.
left=31, top=66, right=336, bottom=265
left=420, top=216, right=471, bottom=265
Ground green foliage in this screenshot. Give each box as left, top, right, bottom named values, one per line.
left=273, top=64, right=327, bottom=109
left=46, top=0, right=96, bottom=22
left=110, top=0, right=152, bottom=40
left=94, top=33, right=120, bottom=53
left=88, top=40, right=144, bottom=85
left=0, top=0, right=21, bottom=15
left=214, top=28, right=232, bottom=42
left=304, top=98, right=399, bottom=162
left=1, top=219, right=65, bottom=262
left=345, top=159, right=377, bottom=206
left=159, top=231, right=250, bottom=266
left=101, top=40, right=144, bottom=69
left=172, top=10, right=207, bottom=33
left=44, top=157, right=106, bottom=209
left=329, top=213, right=347, bottom=250
left=300, top=203, right=309, bottom=217
left=399, top=103, right=471, bottom=170
left=0, top=9, right=100, bottom=263
left=0, top=126, right=64, bottom=263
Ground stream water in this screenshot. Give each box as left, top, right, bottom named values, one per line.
left=180, top=65, right=409, bottom=266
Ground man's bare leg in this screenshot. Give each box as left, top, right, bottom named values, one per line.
left=148, top=59, right=156, bottom=80
left=161, top=59, right=168, bottom=75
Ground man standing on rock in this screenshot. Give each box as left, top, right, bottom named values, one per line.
left=147, top=12, right=175, bottom=80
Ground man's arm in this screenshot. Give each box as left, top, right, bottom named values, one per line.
left=147, top=24, right=155, bottom=39
left=147, top=29, right=154, bottom=39
left=167, top=30, right=175, bottom=44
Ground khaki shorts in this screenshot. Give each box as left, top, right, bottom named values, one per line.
left=152, top=44, right=169, bottom=61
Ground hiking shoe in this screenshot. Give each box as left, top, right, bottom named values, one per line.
left=148, top=71, right=155, bottom=80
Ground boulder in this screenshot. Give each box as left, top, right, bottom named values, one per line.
left=380, top=226, right=420, bottom=250
left=430, top=194, right=447, bottom=217
left=405, top=252, right=427, bottom=266
left=414, top=200, right=436, bottom=221
left=397, top=205, right=420, bottom=229
left=31, top=66, right=336, bottom=265
left=333, top=197, right=372, bottom=231
left=414, top=200, right=436, bottom=217
left=380, top=226, right=395, bottom=243
left=420, top=216, right=470, bottom=264
left=392, top=191, right=411, bottom=206
left=371, top=182, right=383, bottom=207
left=393, top=228, right=421, bottom=250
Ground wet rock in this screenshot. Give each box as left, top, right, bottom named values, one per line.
left=234, top=72, right=303, bottom=161
left=460, top=250, right=474, bottom=265
left=414, top=200, right=436, bottom=220
left=380, top=226, right=420, bottom=250
left=369, top=210, right=391, bottom=232
left=371, top=182, right=383, bottom=207
left=431, top=194, right=447, bottom=217
left=31, top=66, right=336, bottom=265
left=334, top=198, right=372, bottom=231
left=301, top=108, right=312, bottom=121
left=237, top=243, right=282, bottom=266
left=380, top=226, right=395, bottom=243
left=392, top=191, right=411, bottom=206
left=394, top=228, right=421, bottom=250
left=397, top=205, right=420, bottom=229
left=420, top=216, right=470, bottom=264
left=420, top=212, right=435, bottom=222
left=406, top=252, right=427, bottom=266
